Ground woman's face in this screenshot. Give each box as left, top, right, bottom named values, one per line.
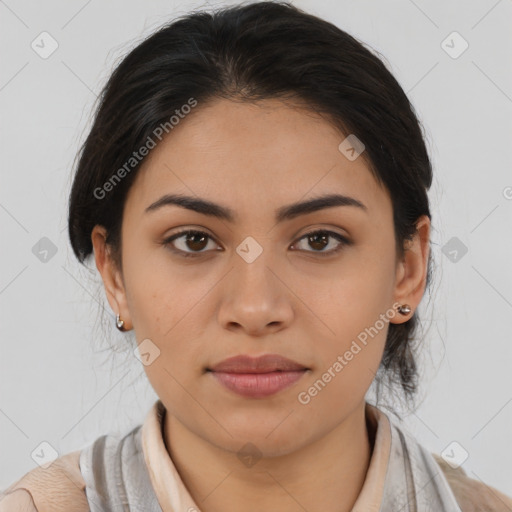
left=92, top=97, right=429, bottom=456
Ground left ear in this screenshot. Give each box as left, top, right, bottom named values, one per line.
left=390, top=215, right=431, bottom=324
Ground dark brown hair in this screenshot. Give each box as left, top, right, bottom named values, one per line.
left=68, top=0, right=434, bottom=414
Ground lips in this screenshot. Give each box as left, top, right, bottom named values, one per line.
left=207, top=354, right=309, bottom=398
left=208, top=353, right=308, bottom=373
left=205, top=354, right=310, bottom=398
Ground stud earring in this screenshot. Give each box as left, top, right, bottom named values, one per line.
left=397, top=304, right=412, bottom=316
left=115, top=313, right=125, bottom=331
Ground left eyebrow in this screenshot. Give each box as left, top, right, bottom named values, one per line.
left=144, top=193, right=368, bottom=223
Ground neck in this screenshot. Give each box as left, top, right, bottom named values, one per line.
left=163, top=402, right=373, bottom=512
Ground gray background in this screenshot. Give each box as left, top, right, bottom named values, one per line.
left=1, top=0, right=512, bottom=499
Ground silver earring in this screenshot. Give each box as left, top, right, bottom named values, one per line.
left=397, top=304, right=412, bottom=316
left=115, top=313, right=125, bottom=331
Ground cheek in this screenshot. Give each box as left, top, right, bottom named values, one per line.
left=316, top=255, right=395, bottom=336
left=321, top=306, right=390, bottom=379
left=298, top=308, right=389, bottom=414
left=122, top=240, right=181, bottom=330
left=123, top=263, right=210, bottom=372
left=123, top=272, right=164, bottom=333
left=307, top=257, right=395, bottom=394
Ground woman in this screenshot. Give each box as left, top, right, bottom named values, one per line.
left=1, top=1, right=511, bottom=510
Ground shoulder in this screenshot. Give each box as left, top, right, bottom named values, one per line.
left=432, top=452, right=512, bottom=512
left=0, top=450, right=89, bottom=512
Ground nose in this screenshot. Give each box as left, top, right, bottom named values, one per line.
left=217, top=249, right=294, bottom=336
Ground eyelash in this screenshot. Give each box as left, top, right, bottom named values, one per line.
left=161, top=229, right=351, bottom=259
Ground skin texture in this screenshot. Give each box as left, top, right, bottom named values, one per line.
left=92, top=97, right=430, bottom=512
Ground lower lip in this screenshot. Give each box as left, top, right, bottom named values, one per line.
left=209, top=370, right=307, bottom=398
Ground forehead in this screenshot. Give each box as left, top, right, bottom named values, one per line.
left=125, top=98, right=390, bottom=221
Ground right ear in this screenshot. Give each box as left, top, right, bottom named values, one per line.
left=91, top=225, right=133, bottom=331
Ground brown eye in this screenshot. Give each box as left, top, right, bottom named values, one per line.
left=292, top=230, right=350, bottom=255
left=308, top=232, right=329, bottom=251
left=183, top=232, right=208, bottom=251
left=163, top=229, right=219, bottom=257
